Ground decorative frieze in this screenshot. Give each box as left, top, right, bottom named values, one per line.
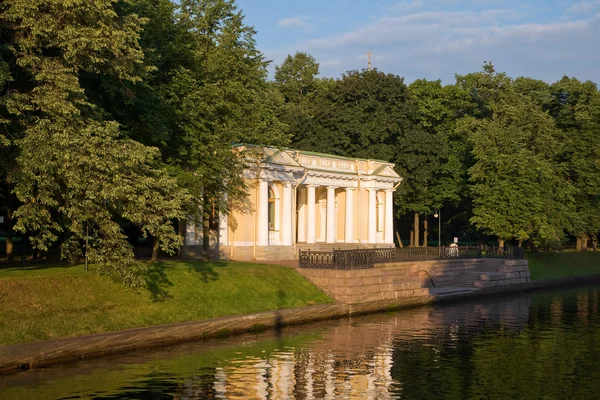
left=304, top=176, right=359, bottom=188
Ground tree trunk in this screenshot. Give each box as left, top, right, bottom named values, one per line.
left=202, top=210, right=211, bottom=259
left=423, top=218, right=428, bottom=248
left=413, top=213, right=420, bottom=247
left=592, top=234, right=598, bottom=251
left=151, top=237, right=159, bottom=261
left=577, top=234, right=589, bottom=251
left=409, top=230, right=414, bottom=247
left=177, top=219, right=186, bottom=257
left=5, top=225, right=13, bottom=262
left=5, top=191, right=15, bottom=262
left=396, top=231, right=403, bottom=248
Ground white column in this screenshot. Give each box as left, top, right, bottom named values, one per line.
left=297, top=187, right=307, bottom=243
left=257, top=179, right=269, bottom=246
left=306, top=185, right=316, bottom=244
left=326, top=186, right=337, bottom=244
left=385, top=190, right=394, bottom=244
left=219, top=194, right=228, bottom=246
left=345, top=188, right=355, bottom=243
left=282, top=182, right=293, bottom=246
left=368, top=188, right=377, bottom=244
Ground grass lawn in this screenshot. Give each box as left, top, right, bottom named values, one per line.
left=0, top=261, right=332, bottom=346
left=527, top=251, right=600, bottom=281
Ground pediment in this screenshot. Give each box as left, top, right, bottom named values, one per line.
left=263, top=149, right=302, bottom=168
left=371, top=164, right=401, bottom=179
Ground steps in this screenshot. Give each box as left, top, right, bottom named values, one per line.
left=438, top=259, right=531, bottom=289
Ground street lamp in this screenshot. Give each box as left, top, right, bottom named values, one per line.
left=434, top=209, right=441, bottom=257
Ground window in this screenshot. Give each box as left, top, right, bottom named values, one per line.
left=268, top=188, right=276, bottom=231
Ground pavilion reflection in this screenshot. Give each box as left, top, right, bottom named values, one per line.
left=175, top=295, right=532, bottom=399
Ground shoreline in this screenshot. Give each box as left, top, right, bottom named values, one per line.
left=2, top=273, right=600, bottom=375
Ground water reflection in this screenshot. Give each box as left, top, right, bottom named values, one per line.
left=1, top=287, right=599, bottom=399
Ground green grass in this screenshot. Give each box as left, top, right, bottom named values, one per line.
left=527, top=251, right=600, bottom=280
left=0, top=261, right=332, bottom=346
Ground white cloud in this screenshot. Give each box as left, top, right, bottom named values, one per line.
left=567, top=0, right=600, bottom=14
left=265, top=8, right=600, bottom=85
left=277, top=16, right=311, bottom=29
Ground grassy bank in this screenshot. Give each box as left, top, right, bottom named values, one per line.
left=0, top=261, right=332, bottom=346
left=527, top=251, right=600, bottom=280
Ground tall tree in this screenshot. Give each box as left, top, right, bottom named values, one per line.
left=395, top=79, right=470, bottom=246
left=547, top=77, right=600, bottom=249
left=0, top=0, right=188, bottom=285
left=274, top=52, right=320, bottom=105
left=457, top=64, right=575, bottom=249
left=293, top=69, right=413, bottom=161
left=166, top=0, right=288, bottom=253
left=0, top=42, right=16, bottom=260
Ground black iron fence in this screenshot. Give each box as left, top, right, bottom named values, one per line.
left=298, top=245, right=525, bottom=270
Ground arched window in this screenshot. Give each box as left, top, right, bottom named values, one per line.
left=268, top=188, right=275, bottom=231
left=268, top=185, right=281, bottom=245
left=268, top=184, right=280, bottom=232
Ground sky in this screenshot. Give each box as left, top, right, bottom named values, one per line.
left=235, top=0, right=600, bottom=84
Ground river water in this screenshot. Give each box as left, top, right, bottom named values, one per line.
left=1, top=285, right=600, bottom=399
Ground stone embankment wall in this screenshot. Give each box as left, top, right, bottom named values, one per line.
left=297, top=258, right=531, bottom=304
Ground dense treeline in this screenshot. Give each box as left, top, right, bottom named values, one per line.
left=1, top=1, right=599, bottom=280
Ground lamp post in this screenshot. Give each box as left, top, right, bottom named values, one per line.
left=434, top=209, right=441, bottom=257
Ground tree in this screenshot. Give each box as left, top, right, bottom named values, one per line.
left=547, top=77, right=600, bottom=250
left=0, top=0, right=188, bottom=286
left=457, top=64, right=575, bottom=249
left=165, top=0, right=288, bottom=254
left=293, top=69, right=413, bottom=161
left=274, top=52, right=320, bottom=105
left=78, top=0, right=289, bottom=258
left=395, top=79, right=470, bottom=246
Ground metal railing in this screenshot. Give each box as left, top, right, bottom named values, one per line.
left=298, top=245, right=525, bottom=270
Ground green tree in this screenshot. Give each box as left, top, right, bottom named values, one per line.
left=395, top=79, right=470, bottom=246
left=457, top=64, right=575, bottom=249
left=294, top=69, right=413, bottom=161
left=547, top=77, right=600, bottom=250
left=0, top=0, right=188, bottom=286
left=274, top=52, right=320, bottom=105
left=166, top=0, right=288, bottom=254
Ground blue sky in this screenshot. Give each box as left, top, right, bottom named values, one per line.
left=235, top=0, right=600, bottom=84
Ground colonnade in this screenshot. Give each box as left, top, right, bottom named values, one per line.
left=256, top=179, right=394, bottom=246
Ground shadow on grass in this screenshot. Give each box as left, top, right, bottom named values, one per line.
left=187, top=261, right=220, bottom=283
left=145, top=263, right=174, bottom=302
left=0, top=261, right=76, bottom=272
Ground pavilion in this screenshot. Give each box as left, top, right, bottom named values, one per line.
left=183, top=146, right=403, bottom=261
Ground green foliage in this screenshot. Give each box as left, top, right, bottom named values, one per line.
left=547, top=77, right=600, bottom=238
left=394, top=79, right=469, bottom=216
left=293, top=69, right=413, bottom=161
left=458, top=65, right=575, bottom=245
left=158, top=0, right=289, bottom=230
left=0, top=0, right=188, bottom=287
left=275, top=52, right=320, bottom=105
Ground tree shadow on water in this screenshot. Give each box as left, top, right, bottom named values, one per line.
left=145, top=262, right=174, bottom=302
